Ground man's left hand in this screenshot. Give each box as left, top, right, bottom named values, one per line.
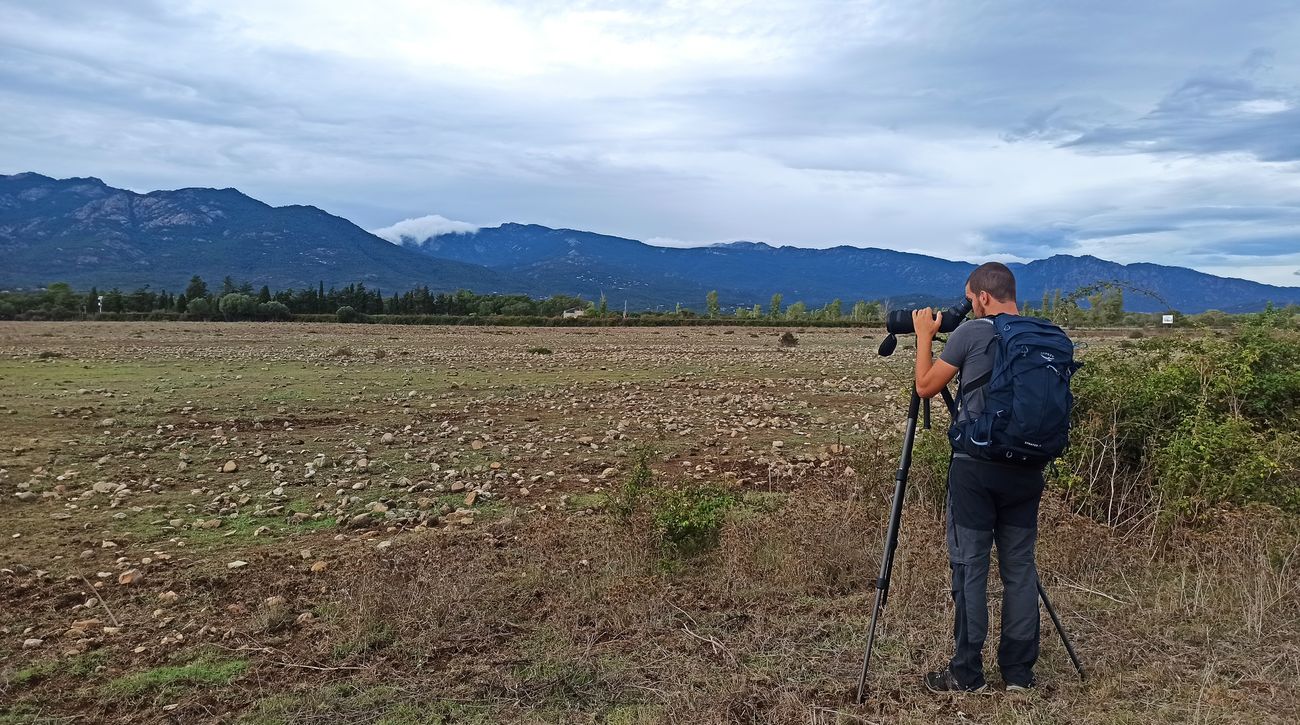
left=912, top=307, right=942, bottom=340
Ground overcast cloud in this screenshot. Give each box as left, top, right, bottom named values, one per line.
left=1, top=0, right=1298, bottom=285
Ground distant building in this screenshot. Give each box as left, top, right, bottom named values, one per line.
left=562, top=308, right=587, bottom=319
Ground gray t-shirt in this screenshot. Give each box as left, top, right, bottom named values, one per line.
left=939, top=317, right=998, bottom=423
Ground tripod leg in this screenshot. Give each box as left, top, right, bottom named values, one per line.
left=1037, top=580, right=1086, bottom=680
left=854, top=391, right=922, bottom=703
left=855, top=588, right=886, bottom=703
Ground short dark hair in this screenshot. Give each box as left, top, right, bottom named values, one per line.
left=967, top=262, right=1016, bottom=302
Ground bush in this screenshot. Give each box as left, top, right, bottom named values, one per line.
left=258, top=301, right=291, bottom=321
left=1057, top=317, right=1300, bottom=525
left=526, top=346, right=553, bottom=355
left=336, top=306, right=360, bottom=323
left=779, top=331, right=799, bottom=347
left=219, top=293, right=258, bottom=321
left=185, top=297, right=215, bottom=320
left=649, top=484, right=736, bottom=556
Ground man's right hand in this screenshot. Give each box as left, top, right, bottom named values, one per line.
left=912, top=307, right=942, bottom=340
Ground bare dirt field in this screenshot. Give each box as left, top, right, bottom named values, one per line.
left=1, top=322, right=1296, bottom=724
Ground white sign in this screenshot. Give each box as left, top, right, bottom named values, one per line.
left=1162, top=314, right=1174, bottom=325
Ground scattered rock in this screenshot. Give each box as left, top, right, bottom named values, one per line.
left=227, top=560, right=249, bottom=569
left=221, top=460, right=238, bottom=473
left=23, top=638, right=43, bottom=649
left=310, top=560, right=328, bottom=573
left=118, top=569, right=144, bottom=586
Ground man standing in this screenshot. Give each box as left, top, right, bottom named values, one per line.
left=910, top=262, right=1044, bottom=693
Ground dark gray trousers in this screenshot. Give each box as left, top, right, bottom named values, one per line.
left=945, top=455, right=1045, bottom=688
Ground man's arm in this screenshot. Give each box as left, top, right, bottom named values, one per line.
left=911, top=308, right=960, bottom=398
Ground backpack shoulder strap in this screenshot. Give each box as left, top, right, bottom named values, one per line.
left=955, top=317, right=999, bottom=395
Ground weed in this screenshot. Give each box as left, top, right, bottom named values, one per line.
left=650, top=484, right=735, bottom=556
left=527, top=346, right=553, bottom=354
left=611, top=446, right=654, bottom=520
left=36, top=350, right=64, bottom=359
left=778, top=331, right=798, bottom=347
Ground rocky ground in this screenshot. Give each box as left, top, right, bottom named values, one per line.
left=1, top=322, right=1296, bottom=724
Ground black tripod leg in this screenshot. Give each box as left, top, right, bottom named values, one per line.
left=1037, top=580, right=1086, bottom=681
left=855, top=391, right=922, bottom=704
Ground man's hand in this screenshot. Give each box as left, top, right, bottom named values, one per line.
left=912, top=307, right=959, bottom=398
left=912, top=307, right=942, bottom=340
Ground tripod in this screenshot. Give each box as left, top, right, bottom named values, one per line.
left=854, top=387, right=1085, bottom=703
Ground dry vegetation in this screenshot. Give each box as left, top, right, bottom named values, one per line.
left=0, top=322, right=1296, bottom=724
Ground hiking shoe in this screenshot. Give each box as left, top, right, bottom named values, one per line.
left=1005, top=680, right=1036, bottom=693
left=924, top=668, right=987, bottom=694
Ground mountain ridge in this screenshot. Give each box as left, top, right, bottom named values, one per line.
left=4, top=173, right=1297, bottom=313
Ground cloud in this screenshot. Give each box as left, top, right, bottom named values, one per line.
left=370, top=215, right=480, bottom=244
left=1, top=0, right=1299, bottom=286
left=1062, top=53, right=1300, bottom=161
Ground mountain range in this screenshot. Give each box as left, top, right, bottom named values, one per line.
left=4, top=172, right=1298, bottom=313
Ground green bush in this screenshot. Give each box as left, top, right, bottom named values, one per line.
left=1058, top=315, right=1300, bottom=524
left=336, top=306, right=361, bottom=323
left=649, top=484, right=736, bottom=556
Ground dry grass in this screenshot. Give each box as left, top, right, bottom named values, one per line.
left=0, top=322, right=1296, bottom=724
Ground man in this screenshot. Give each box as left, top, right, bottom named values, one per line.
left=910, top=262, right=1043, bottom=693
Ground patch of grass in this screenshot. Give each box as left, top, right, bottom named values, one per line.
left=332, top=621, right=396, bottom=659
left=102, top=655, right=246, bottom=697
left=37, top=350, right=65, bottom=359
left=7, top=650, right=108, bottom=687
left=526, top=346, right=553, bottom=355
left=567, top=492, right=607, bottom=510
left=247, top=685, right=495, bottom=725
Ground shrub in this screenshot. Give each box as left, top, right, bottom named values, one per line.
left=649, top=484, right=736, bottom=556
left=219, top=293, right=258, bottom=320
left=336, top=306, right=360, bottom=323
left=185, top=297, right=215, bottom=320
left=258, top=301, right=291, bottom=321
left=526, top=346, right=553, bottom=355
left=1057, top=317, right=1300, bottom=525
left=779, top=331, right=799, bottom=347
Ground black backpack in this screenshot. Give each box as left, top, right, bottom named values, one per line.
left=948, top=315, right=1081, bottom=466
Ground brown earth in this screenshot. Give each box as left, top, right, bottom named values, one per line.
left=0, top=322, right=1296, bottom=724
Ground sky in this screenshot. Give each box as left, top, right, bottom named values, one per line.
left=2, top=0, right=1299, bottom=286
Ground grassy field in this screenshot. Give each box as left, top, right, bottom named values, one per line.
left=1, top=322, right=1296, bottom=724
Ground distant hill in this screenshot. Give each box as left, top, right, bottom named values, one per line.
left=0, top=173, right=513, bottom=294
left=4, top=172, right=1298, bottom=313
left=398, top=224, right=1300, bottom=313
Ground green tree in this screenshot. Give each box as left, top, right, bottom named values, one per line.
left=185, top=297, right=214, bottom=319
left=185, top=276, right=209, bottom=301
left=598, top=293, right=608, bottom=316
left=824, top=298, right=842, bottom=320
left=752, top=303, right=763, bottom=317
left=221, top=276, right=237, bottom=296
left=785, top=301, right=807, bottom=319
left=219, top=293, right=258, bottom=320
left=769, top=293, right=783, bottom=318
left=706, top=290, right=720, bottom=318
left=84, top=287, right=99, bottom=314
left=102, top=288, right=125, bottom=313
